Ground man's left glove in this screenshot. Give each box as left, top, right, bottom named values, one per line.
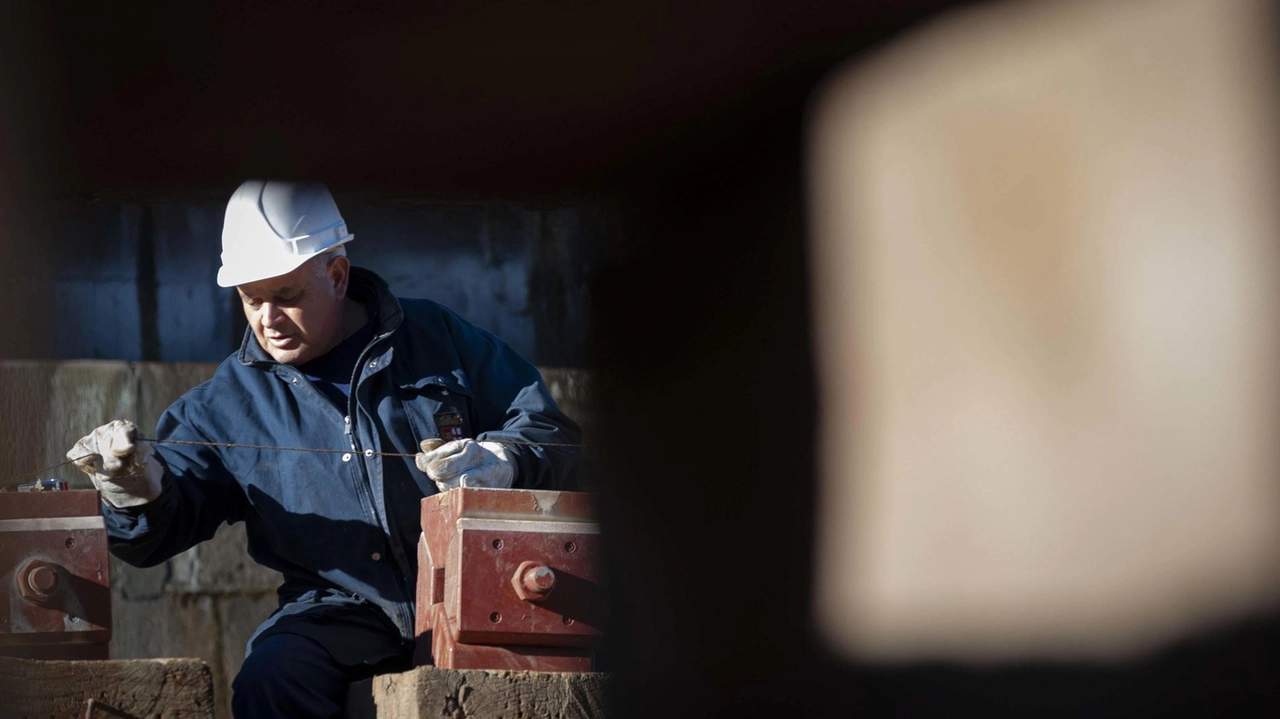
left=415, top=438, right=515, bottom=492
left=68, top=419, right=163, bottom=508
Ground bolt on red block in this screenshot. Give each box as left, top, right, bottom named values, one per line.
left=415, top=487, right=606, bottom=671
left=513, top=560, right=557, bottom=601
left=1, top=489, right=112, bottom=660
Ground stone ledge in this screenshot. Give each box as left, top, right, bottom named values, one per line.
left=0, top=656, right=215, bottom=718
left=348, top=666, right=610, bottom=719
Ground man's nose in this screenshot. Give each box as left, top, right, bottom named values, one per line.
left=261, top=303, right=284, bottom=328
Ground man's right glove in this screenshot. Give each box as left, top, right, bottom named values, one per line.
left=68, top=419, right=163, bottom=508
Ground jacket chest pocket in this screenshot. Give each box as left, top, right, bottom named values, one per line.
left=398, top=375, right=475, bottom=445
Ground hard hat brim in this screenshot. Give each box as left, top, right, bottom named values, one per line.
left=216, top=236, right=352, bottom=288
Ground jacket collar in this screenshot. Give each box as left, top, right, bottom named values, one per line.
left=237, top=266, right=404, bottom=367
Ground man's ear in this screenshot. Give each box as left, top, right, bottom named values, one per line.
left=329, top=255, right=351, bottom=299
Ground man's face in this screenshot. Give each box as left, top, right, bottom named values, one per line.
left=237, top=256, right=349, bottom=365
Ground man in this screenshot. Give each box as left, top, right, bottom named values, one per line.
left=67, top=180, right=581, bottom=717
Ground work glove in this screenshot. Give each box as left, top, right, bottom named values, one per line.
left=68, top=419, right=163, bottom=508
left=416, top=438, right=515, bottom=492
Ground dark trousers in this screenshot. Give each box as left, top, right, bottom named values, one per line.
left=232, top=631, right=411, bottom=718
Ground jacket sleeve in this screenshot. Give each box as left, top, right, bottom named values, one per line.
left=442, top=308, right=583, bottom=490
left=101, top=386, right=248, bottom=568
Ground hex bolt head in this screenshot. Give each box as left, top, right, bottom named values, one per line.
left=18, top=560, right=60, bottom=603
left=28, top=566, right=58, bottom=594
left=523, top=565, right=556, bottom=593
left=511, top=560, right=557, bottom=601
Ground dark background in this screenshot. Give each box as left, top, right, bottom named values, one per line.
left=3, top=1, right=1277, bottom=716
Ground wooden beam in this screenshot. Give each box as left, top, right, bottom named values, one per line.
left=0, top=656, right=214, bottom=719
left=348, top=666, right=609, bottom=719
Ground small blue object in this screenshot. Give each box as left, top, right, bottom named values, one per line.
left=17, top=478, right=68, bottom=492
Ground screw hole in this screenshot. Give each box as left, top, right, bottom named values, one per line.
left=492, top=538, right=504, bottom=550
left=65, top=537, right=76, bottom=549
left=490, top=612, right=502, bottom=623
left=564, top=541, right=577, bottom=553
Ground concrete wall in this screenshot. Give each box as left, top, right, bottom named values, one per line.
left=0, top=360, right=590, bottom=719
left=3, top=194, right=603, bottom=366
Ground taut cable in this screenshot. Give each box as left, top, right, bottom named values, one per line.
left=134, top=436, right=586, bottom=457
left=0, top=436, right=586, bottom=490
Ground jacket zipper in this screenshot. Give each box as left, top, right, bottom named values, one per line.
left=281, top=374, right=390, bottom=545
left=282, top=349, right=414, bottom=639
left=344, top=335, right=416, bottom=638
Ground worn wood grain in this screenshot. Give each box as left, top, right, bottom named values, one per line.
left=348, top=667, right=610, bottom=719
left=0, top=656, right=215, bottom=719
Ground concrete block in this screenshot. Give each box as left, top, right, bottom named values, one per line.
left=110, top=554, right=170, bottom=601
left=540, top=368, right=591, bottom=429
left=348, top=666, right=610, bottom=719
left=532, top=207, right=594, bottom=367
left=45, top=201, right=145, bottom=361
left=167, top=523, right=283, bottom=595
left=0, top=656, right=214, bottom=718
left=134, top=361, right=219, bottom=436
left=150, top=201, right=238, bottom=363
left=485, top=203, right=542, bottom=258
left=49, top=281, right=145, bottom=361
left=111, top=594, right=219, bottom=663
left=215, top=593, right=280, bottom=718
left=50, top=200, right=142, bottom=282
left=151, top=202, right=226, bottom=281
left=0, top=361, right=63, bottom=488
left=3, top=195, right=598, bottom=365
left=111, top=594, right=224, bottom=716
left=0, top=360, right=135, bottom=491
left=350, top=200, right=546, bottom=361
left=109, top=590, right=277, bottom=719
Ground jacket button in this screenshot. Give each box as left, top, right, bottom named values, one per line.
left=441, top=389, right=449, bottom=396
left=368, top=360, right=377, bottom=369
left=342, top=453, right=352, bottom=462
left=371, top=552, right=382, bottom=561
left=291, top=377, right=299, bottom=385
left=364, top=449, right=373, bottom=457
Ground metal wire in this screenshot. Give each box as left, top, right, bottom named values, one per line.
left=136, top=436, right=587, bottom=456
left=0, top=436, right=586, bottom=490
left=0, top=455, right=94, bottom=489
left=138, top=437, right=418, bottom=458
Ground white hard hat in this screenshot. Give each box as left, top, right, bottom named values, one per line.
left=216, top=180, right=354, bottom=287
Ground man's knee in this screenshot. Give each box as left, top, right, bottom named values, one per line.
left=233, top=639, right=293, bottom=698
left=233, top=632, right=348, bottom=718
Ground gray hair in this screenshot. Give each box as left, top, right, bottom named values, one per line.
left=307, top=246, right=348, bottom=287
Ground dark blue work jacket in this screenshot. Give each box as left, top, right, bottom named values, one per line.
left=101, top=268, right=581, bottom=664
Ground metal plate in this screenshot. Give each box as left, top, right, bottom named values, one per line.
left=429, top=607, right=594, bottom=672
left=449, top=518, right=605, bottom=646
left=417, top=488, right=607, bottom=668
left=0, top=490, right=111, bottom=653
left=0, top=490, right=100, bottom=520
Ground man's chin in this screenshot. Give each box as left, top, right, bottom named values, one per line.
left=264, top=343, right=312, bottom=366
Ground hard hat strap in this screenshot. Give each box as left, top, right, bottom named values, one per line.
left=284, top=223, right=349, bottom=255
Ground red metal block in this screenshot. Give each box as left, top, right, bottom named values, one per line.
left=415, top=487, right=605, bottom=671
left=0, top=489, right=112, bottom=660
